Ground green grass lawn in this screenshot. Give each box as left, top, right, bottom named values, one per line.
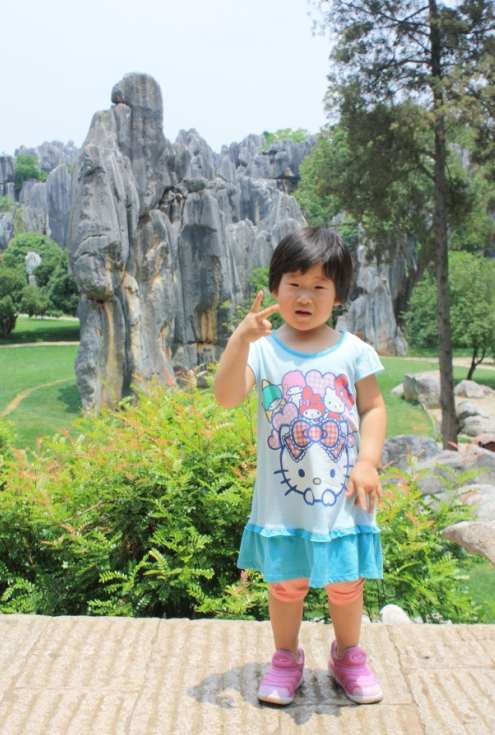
left=378, top=357, right=495, bottom=438
left=0, top=345, right=81, bottom=448
left=466, top=560, right=495, bottom=623
left=0, top=316, right=80, bottom=344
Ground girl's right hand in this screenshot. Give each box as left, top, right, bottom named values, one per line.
left=235, top=290, right=280, bottom=344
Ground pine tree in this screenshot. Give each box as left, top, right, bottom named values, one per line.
left=311, top=0, right=495, bottom=448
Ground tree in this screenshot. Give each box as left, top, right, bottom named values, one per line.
left=20, top=285, right=51, bottom=319
left=311, top=0, right=495, bottom=448
left=5, top=233, right=79, bottom=317
left=13, top=155, right=47, bottom=194
left=0, top=255, right=26, bottom=338
left=262, top=128, right=311, bottom=145
left=405, top=252, right=495, bottom=379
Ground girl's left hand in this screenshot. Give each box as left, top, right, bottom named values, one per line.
left=346, top=460, right=383, bottom=514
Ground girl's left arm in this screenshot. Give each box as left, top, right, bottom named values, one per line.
left=346, top=374, right=387, bottom=513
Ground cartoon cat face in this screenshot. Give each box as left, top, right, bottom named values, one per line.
left=278, top=442, right=350, bottom=507
left=323, top=386, right=345, bottom=415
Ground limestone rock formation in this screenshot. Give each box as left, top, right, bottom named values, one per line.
left=15, top=140, right=80, bottom=173
left=0, top=155, right=15, bottom=198
left=68, top=73, right=308, bottom=411
left=336, top=243, right=408, bottom=355
left=0, top=212, right=14, bottom=253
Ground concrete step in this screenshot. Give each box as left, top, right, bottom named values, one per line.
left=0, top=615, right=493, bottom=734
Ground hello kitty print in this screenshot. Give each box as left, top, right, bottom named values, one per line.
left=261, top=369, right=359, bottom=507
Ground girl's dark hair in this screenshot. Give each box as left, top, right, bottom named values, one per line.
left=269, top=227, right=353, bottom=302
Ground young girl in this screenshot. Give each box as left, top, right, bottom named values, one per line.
left=214, top=227, right=386, bottom=706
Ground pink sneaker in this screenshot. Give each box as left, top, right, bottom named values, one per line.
left=257, top=648, right=304, bottom=705
left=328, top=641, right=383, bottom=704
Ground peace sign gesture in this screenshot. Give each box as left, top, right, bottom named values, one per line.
left=236, top=290, right=280, bottom=344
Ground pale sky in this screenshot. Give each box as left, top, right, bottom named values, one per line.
left=1, top=0, right=331, bottom=156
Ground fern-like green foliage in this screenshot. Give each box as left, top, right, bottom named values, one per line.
left=0, top=374, right=482, bottom=622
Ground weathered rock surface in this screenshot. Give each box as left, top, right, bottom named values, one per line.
left=216, top=134, right=316, bottom=193
left=68, top=73, right=308, bottom=410
left=403, top=370, right=440, bottom=408
left=461, top=415, right=495, bottom=437
left=442, top=520, right=495, bottom=565
left=0, top=212, right=14, bottom=253
left=381, top=435, right=440, bottom=471
left=15, top=140, right=80, bottom=173
left=456, top=400, right=489, bottom=421
left=455, top=379, right=494, bottom=398
left=336, top=243, right=408, bottom=355
left=379, top=604, right=412, bottom=625
left=25, top=252, right=42, bottom=286
left=0, top=154, right=15, bottom=198
left=460, top=484, right=495, bottom=522
left=416, top=445, right=495, bottom=496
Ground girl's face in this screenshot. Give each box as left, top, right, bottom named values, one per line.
left=272, top=262, right=339, bottom=333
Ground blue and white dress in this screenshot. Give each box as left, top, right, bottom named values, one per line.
left=237, top=330, right=384, bottom=586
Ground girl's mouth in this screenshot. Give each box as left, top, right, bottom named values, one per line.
left=295, top=310, right=312, bottom=316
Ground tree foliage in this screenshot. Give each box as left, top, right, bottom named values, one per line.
left=4, top=233, right=79, bottom=318
left=0, top=254, right=26, bottom=338
left=262, top=128, right=311, bottom=146
left=13, top=154, right=47, bottom=193
left=310, top=0, right=495, bottom=448
left=404, top=252, right=495, bottom=379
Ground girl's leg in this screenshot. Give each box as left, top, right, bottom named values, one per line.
left=326, top=579, right=383, bottom=704
left=268, top=578, right=309, bottom=658
left=326, top=579, right=364, bottom=656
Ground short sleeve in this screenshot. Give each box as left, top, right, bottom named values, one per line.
left=247, top=341, right=260, bottom=382
left=355, top=342, right=384, bottom=383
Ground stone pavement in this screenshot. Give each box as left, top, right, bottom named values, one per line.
left=0, top=615, right=494, bottom=734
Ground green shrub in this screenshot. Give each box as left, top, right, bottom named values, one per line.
left=14, top=155, right=48, bottom=193
left=0, top=196, right=15, bottom=213
left=0, top=373, right=267, bottom=618
left=364, top=461, right=482, bottom=623
left=0, top=376, right=482, bottom=622
left=262, top=128, right=310, bottom=146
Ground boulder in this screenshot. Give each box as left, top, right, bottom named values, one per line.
left=442, top=521, right=495, bottom=565
left=379, top=604, right=412, bottom=625
left=403, top=370, right=441, bottom=408
left=416, top=445, right=495, bottom=496
left=458, top=484, right=495, bottom=522
left=456, top=400, right=489, bottom=421
left=455, top=379, right=493, bottom=398
left=381, top=435, right=440, bottom=471
left=460, top=415, right=495, bottom=438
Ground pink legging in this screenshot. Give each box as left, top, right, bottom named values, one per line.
left=269, top=577, right=364, bottom=605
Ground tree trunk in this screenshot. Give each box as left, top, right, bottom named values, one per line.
left=430, top=0, right=458, bottom=449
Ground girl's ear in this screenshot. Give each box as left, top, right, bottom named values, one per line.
left=272, top=288, right=278, bottom=298
left=334, top=299, right=340, bottom=306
